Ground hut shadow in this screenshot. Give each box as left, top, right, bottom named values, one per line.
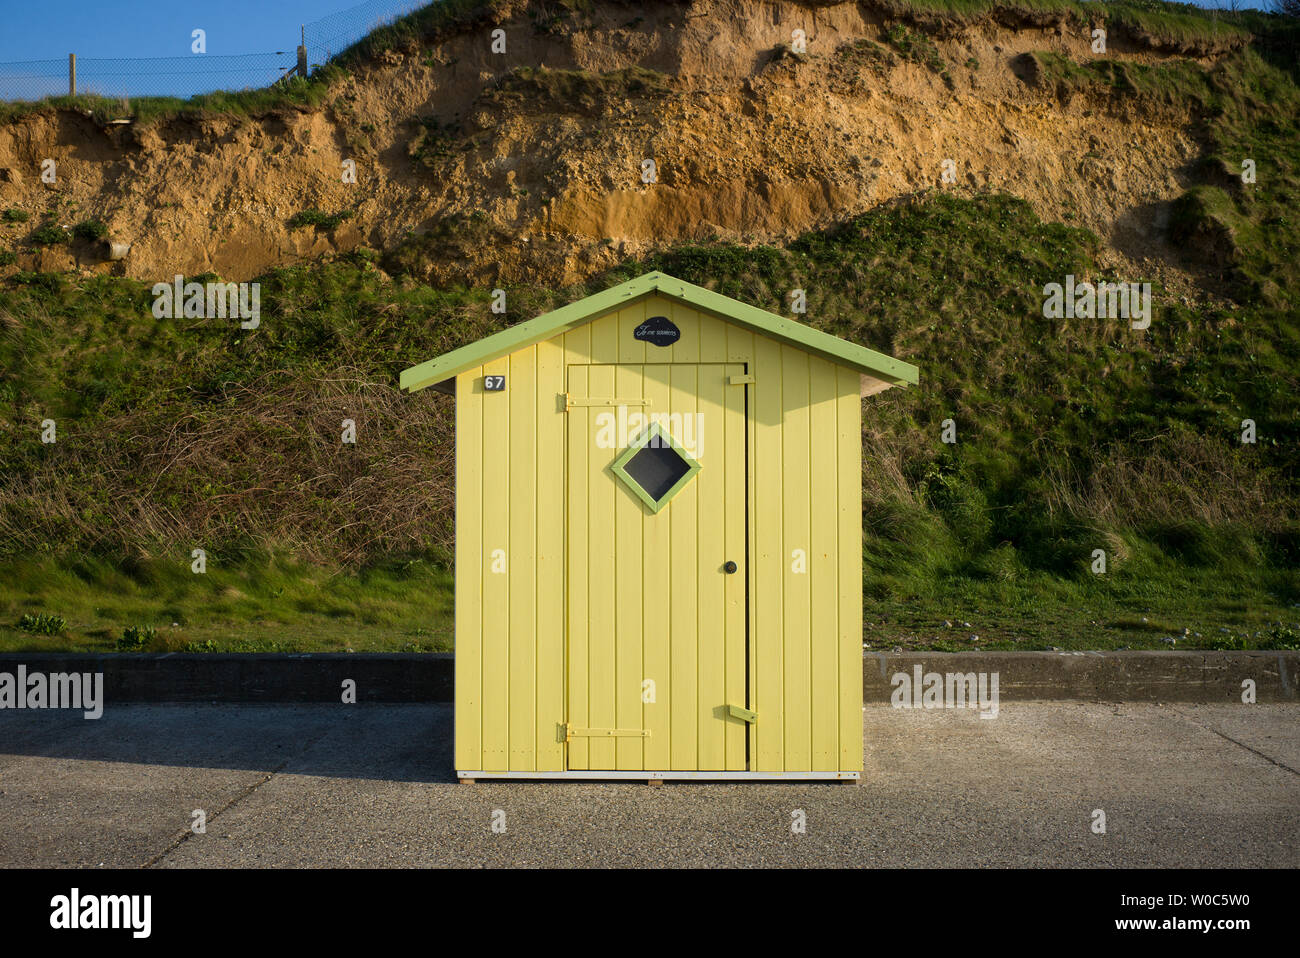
left=0, top=702, right=457, bottom=784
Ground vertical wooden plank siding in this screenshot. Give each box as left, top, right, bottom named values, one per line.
left=838, top=367, right=865, bottom=771
left=534, top=340, right=565, bottom=770
left=614, top=364, right=645, bottom=770
left=809, top=357, right=840, bottom=771
left=454, top=371, right=483, bottom=771
left=669, top=297, right=701, bottom=363
left=640, top=365, right=673, bottom=770
left=617, top=302, right=646, bottom=365
left=780, top=347, right=812, bottom=771
left=695, top=363, right=725, bottom=768
left=668, top=363, right=699, bottom=769
left=726, top=323, right=757, bottom=769
left=508, top=349, right=537, bottom=770
left=450, top=295, right=869, bottom=774
left=723, top=363, right=748, bottom=770
left=479, top=355, right=511, bottom=770
left=586, top=362, right=617, bottom=769
left=591, top=311, right=619, bottom=365
left=751, top=334, right=784, bottom=771
left=564, top=362, right=590, bottom=770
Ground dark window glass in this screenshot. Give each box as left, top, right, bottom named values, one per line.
left=623, top=443, right=692, bottom=502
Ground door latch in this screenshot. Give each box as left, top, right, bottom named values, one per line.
left=562, top=724, right=651, bottom=741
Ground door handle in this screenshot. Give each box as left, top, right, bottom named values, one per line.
left=723, top=561, right=738, bottom=574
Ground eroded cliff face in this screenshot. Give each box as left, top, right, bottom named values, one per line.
left=0, top=0, right=1223, bottom=292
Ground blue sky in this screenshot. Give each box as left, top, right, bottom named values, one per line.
left=0, top=1, right=362, bottom=62
left=0, top=0, right=1276, bottom=64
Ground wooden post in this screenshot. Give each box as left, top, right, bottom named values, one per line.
left=296, top=45, right=308, bottom=79
left=68, top=53, right=76, bottom=96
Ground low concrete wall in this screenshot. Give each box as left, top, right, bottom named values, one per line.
left=0, top=650, right=1294, bottom=704
left=0, top=653, right=453, bottom=703
left=865, top=651, right=1298, bottom=703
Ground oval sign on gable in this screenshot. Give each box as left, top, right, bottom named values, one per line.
left=634, top=315, right=680, bottom=347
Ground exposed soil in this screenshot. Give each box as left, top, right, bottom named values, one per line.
left=0, top=0, right=1229, bottom=297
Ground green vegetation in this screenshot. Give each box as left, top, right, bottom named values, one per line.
left=0, top=73, right=346, bottom=127
left=28, top=224, right=67, bottom=246
left=1031, top=50, right=1213, bottom=102
left=0, top=554, right=453, bottom=653
left=835, top=38, right=896, bottom=69
left=2, top=209, right=30, bottom=224
left=288, top=209, right=354, bottom=230
left=528, top=0, right=595, bottom=35
left=16, top=612, right=65, bottom=635
left=0, top=0, right=1297, bottom=653
left=409, top=116, right=462, bottom=166
left=116, top=624, right=155, bottom=652
left=328, top=0, right=503, bottom=68
left=485, top=66, right=671, bottom=113
left=884, top=23, right=951, bottom=83
left=71, top=219, right=108, bottom=242
left=882, top=0, right=1252, bottom=50
left=2, top=182, right=1297, bottom=652
left=1030, top=42, right=1300, bottom=306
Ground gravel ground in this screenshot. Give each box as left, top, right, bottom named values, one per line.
left=0, top=702, right=1296, bottom=868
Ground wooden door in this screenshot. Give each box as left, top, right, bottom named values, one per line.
left=565, top=363, right=749, bottom=771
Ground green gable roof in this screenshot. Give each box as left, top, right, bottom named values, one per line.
left=399, top=271, right=919, bottom=393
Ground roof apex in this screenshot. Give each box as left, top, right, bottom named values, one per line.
left=399, top=271, right=918, bottom=393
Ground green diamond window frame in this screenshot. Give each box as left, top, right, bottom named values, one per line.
left=609, top=422, right=702, bottom=514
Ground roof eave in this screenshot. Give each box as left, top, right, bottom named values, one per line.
left=400, top=271, right=919, bottom=393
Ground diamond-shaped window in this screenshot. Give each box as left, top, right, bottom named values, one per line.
left=610, top=422, right=701, bottom=513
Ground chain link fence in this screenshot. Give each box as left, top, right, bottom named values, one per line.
left=0, top=58, right=67, bottom=102
left=0, top=0, right=439, bottom=102
left=304, top=0, right=434, bottom=67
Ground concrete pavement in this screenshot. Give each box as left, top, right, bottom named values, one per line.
left=0, top=703, right=1296, bottom=867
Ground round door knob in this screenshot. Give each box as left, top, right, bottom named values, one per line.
left=723, top=561, right=738, bottom=574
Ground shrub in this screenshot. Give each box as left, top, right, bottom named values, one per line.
left=117, top=625, right=156, bottom=651
left=1261, top=626, right=1300, bottom=650
left=919, top=467, right=992, bottom=547
left=2, top=209, right=30, bottom=224
left=8, top=270, right=65, bottom=292
left=29, top=224, right=68, bottom=246
left=72, top=219, right=109, bottom=241
left=17, top=612, right=66, bottom=635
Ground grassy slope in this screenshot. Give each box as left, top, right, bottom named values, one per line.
left=3, top=190, right=1297, bottom=652
left=0, top=553, right=454, bottom=653
left=1, top=1, right=1298, bottom=653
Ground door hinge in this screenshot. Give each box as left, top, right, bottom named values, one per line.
left=562, top=393, right=653, bottom=410
left=562, top=724, right=651, bottom=740
left=728, top=374, right=754, bottom=385
left=727, top=705, right=757, bottom=723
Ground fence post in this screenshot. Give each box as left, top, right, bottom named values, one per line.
left=68, top=53, right=76, bottom=96
left=297, top=45, right=308, bottom=79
